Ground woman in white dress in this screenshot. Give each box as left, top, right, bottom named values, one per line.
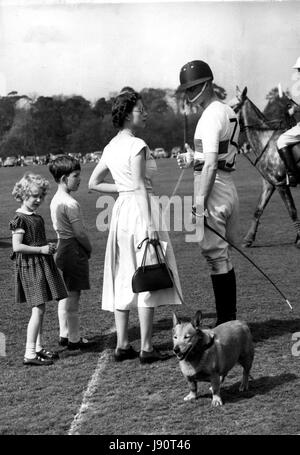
left=88, top=90, right=182, bottom=363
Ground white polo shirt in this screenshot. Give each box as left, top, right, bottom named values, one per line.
left=193, top=100, right=240, bottom=172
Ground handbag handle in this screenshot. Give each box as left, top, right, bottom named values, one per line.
left=137, top=236, right=185, bottom=305
left=138, top=238, right=162, bottom=270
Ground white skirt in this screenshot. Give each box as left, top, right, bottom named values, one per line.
left=101, top=192, right=182, bottom=312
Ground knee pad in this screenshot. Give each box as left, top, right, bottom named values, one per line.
left=206, top=257, right=233, bottom=275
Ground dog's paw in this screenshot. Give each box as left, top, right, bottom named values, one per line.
left=239, top=382, right=249, bottom=392
left=239, top=375, right=250, bottom=392
left=184, top=392, right=197, bottom=401
left=211, top=396, right=223, bottom=407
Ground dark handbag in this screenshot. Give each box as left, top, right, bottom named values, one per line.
left=132, top=238, right=174, bottom=293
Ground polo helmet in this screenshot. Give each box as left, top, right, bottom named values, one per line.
left=177, top=60, right=213, bottom=92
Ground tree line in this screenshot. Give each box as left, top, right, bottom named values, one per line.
left=0, top=84, right=290, bottom=159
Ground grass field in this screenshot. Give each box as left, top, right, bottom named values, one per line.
left=0, top=157, right=299, bottom=435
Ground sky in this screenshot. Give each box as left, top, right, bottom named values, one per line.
left=0, top=0, right=300, bottom=108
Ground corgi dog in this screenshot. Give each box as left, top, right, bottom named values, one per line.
left=173, top=311, right=254, bottom=406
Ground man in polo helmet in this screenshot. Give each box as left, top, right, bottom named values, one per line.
left=277, top=57, right=300, bottom=186
left=177, top=60, right=240, bottom=326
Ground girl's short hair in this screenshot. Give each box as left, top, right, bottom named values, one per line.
left=112, top=90, right=141, bottom=128
left=12, top=173, right=50, bottom=202
left=48, top=155, right=81, bottom=183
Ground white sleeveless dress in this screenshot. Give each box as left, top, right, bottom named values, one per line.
left=100, top=130, right=182, bottom=311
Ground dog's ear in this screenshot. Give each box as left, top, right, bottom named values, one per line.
left=192, top=310, right=203, bottom=330
left=172, top=312, right=180, bottom=327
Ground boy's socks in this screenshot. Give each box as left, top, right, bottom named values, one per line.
left=25, top=342, right=37, bottom=359
left=67, top=314, right=80, bottom=343
left=58, top=301, right=69, bottom=338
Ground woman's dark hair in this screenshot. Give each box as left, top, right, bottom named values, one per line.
left=48, top=155, right=81, bottom=183
left=112, top=90, right=141, bottom=128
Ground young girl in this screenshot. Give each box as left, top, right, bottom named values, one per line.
left=9, top=172, right=68, bottom=366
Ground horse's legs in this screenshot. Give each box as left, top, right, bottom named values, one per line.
left=242, top=179, right=275, bottom=247
left=276, top=186, right=300, bottom=248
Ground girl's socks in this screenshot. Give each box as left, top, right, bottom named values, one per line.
left=36, top=344, right=43, bottom=353
left=36, top=332, right=43, bottom=353
left=25, top=342, right=37, bottom=359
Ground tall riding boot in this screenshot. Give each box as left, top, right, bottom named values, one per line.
left=211, top=268, right=237, bottom=326
left=278, top=146, right=298, bottom=187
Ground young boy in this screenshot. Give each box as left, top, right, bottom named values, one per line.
left=49, top=155, right=94, bottom=350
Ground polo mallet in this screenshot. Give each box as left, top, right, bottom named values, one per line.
left=164, top=98, right=187, bottom=209
left=183, top=99, right=188, bottom=149
left=191, top=208, right=293, bottom=311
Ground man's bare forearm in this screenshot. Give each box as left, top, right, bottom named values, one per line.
left=197, top=164, right=217, bottom=207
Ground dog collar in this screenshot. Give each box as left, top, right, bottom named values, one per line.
left=202, top=335, right=214, bottom=351
left=183, top=333, right=214, bottom=361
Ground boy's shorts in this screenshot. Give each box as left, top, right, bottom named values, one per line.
left=55, top=238, right=90, bottom=292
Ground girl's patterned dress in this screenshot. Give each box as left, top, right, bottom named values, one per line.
left=9, top=211, right=68, bottom=306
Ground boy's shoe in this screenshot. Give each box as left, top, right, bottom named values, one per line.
left=67, top=337, right=96, bottom=351
left=139, top=348, right=170, bottom=364
left=23, top=355, right=54, bottom=366
left=36, top=348, right=59, bottom=360
left=114, top=346, right=139, bottom=362
left=58, top=337, right=69, bottom=347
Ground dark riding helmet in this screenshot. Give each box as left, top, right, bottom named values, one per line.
left=177, top=60, right=214, bottom=92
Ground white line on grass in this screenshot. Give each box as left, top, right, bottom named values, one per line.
left=68, top=325, right=115, bottom=435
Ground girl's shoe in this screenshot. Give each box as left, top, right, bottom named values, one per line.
left=114, top=346, right=138, bottom=362
left=36, top=348, right=59, bottom=360
left=23, top=355, right=53, bottom=366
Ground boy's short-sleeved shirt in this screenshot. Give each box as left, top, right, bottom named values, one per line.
left=50, top=192, right=82, bottom=239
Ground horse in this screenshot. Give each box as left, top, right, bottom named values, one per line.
left=232, top=87, right=300, bottom=248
